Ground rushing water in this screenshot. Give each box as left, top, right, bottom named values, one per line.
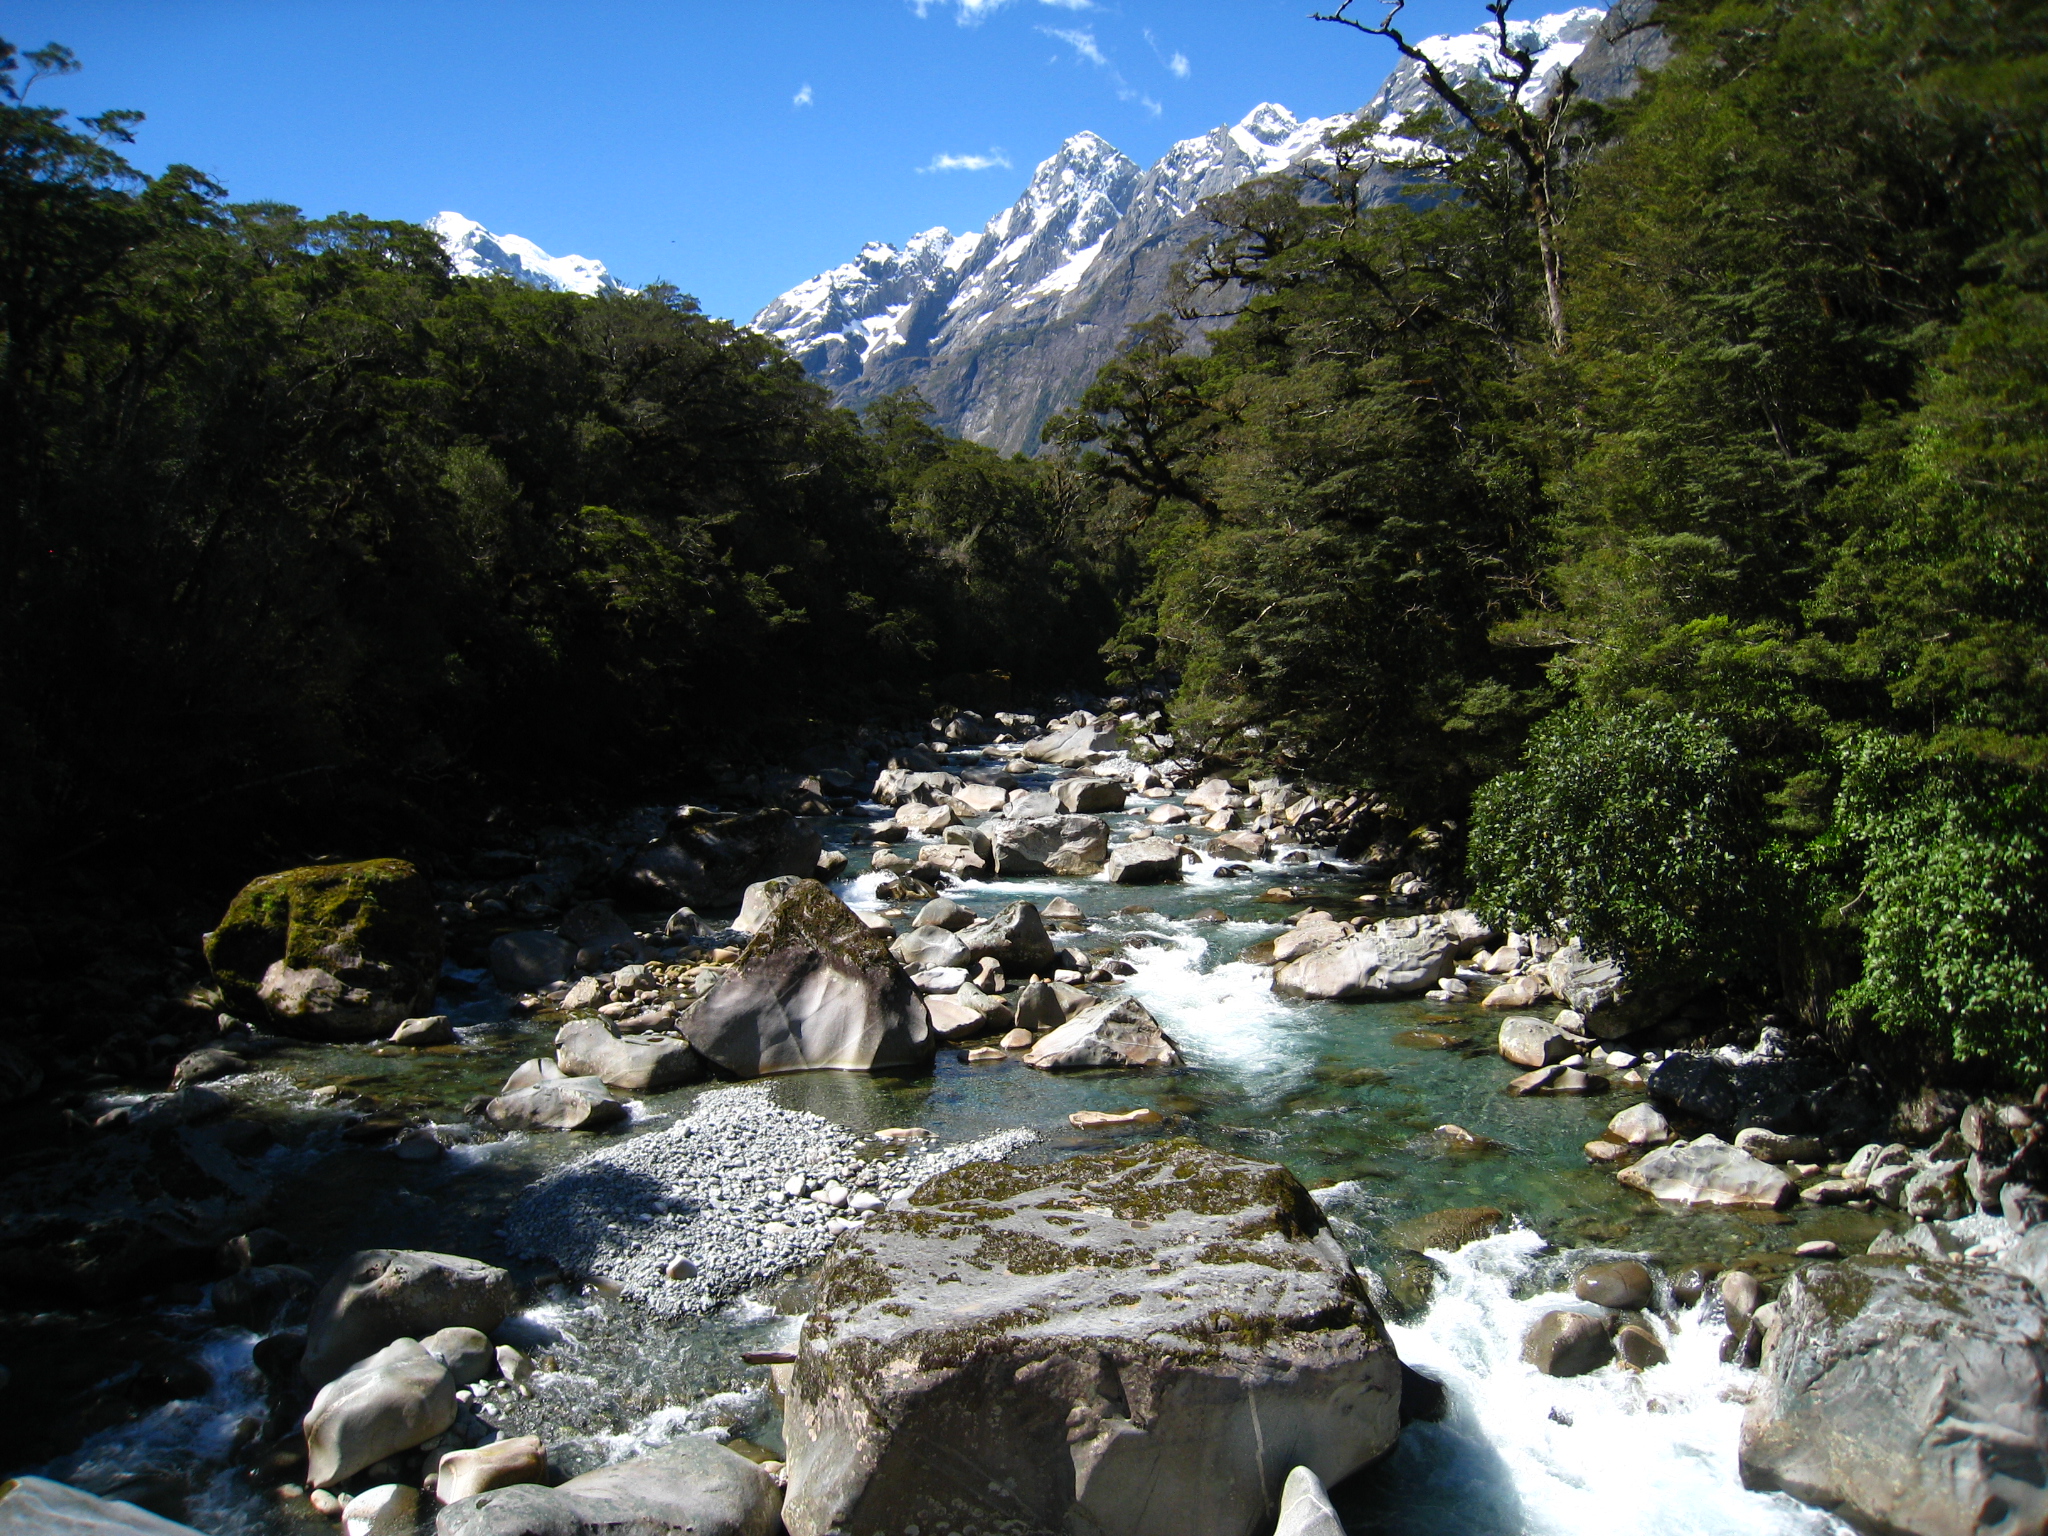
left=36, top=746, right=1880, bottom=1533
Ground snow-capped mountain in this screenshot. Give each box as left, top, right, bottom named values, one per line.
left=428, top=212, right=627, bottom=297
left=754, top=4, right=1655, bottom=452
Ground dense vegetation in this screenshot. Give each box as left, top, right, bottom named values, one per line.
left=1057, top=0, right=2048, bottom=1077
left=0, top=41, right=1114, bottom=892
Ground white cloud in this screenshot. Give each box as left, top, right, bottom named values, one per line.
left=919, top=149, right=1014, bottom=173
left=1118, top=86, right=1163, bottom=116
left=1042, top=25, right=1106, bottom=65
left=1142, top=30, right=1191, bottom=78
left=792, top=83, right=813, bottom=107
left=1168, top=51, right=1191, bottom=78
left=910, top=0, right=1090, bottom=22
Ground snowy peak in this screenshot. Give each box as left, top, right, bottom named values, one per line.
left=428, top=212, right=627, bottom=297
left=1366, top=7, right=1607, bottom=130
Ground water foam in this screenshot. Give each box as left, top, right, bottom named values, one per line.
left=1116, top=927, right=1297, bottom=1070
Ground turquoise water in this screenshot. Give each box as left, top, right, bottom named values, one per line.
left=44, top=757, right=1878, bottom=1534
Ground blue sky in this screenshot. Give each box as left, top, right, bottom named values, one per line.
left=8, top=0, right=1495, bottom=321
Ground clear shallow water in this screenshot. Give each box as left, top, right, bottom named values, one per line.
left=53, top=752, right=1881, bottom=1533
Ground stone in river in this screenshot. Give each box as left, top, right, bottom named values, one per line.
left=303, top=1337, right=456, bottom=1486
left=1522, top=1311, right=1614, bottom=1377
left=1506, top=1066, right=1560, bottom=1095
left=0, top=1477, right=205, bottom=1534
left=1733, top=1126, right=1826, bottom=1165
left=1497, top=1015, right=1586, bottom=1068
left=438, top=1437, right=781, bottom=1536
left=1479, top=973, right=1548, bottom=1009
left=684, top=881, right=934, bottom=1076
left=1000, top=1028, right=1034, bottom=1049
left=1271, top=915, right=1459, bottom=1001
left=1208, top=829, right=1271, bottom=862
left=964, top=1046, right=1007, bottom=1061
left=341, top=1483, right=417, bottom=1536
left=1043, top=897, right=1085, bottom=921
left=554, top=1019, right=705, bottom=1093
left=779, top=1142, right=1401, bottom=1536
left=954, top=901, right=1060, bottom=978
left=1273, top=1465, right=1345, bottom=1536
left=388, top=1015, right=455, bottom=1047
left=1618, top=1136, right=1796, bottom=1210
left=486, top=1076, right=626, bottom=1133
left=420, top=1325, right=495, bottom=1385
left=1106, top=836, right=1185, bottom=885
left=1607, top=1102, right=1673, bottom=1146
left=1011, top=977, right=1066, bottom=1033
left=1573, top=1260, right=1654, bottom=1309
left=1023, top=997, right=1182, bottom=1070
left=301, top=1249, right=515, bottom=1387
left=1614, top=1323, right=1668, bottom=1371
left=1740, top=1257, right=2048, bottom=1536
left=1385, top=1207, right=1503, bottom=1253
left=891, top=924, right=968, bottom=971
left=1069, top=1108, right=1162, bottom=1128
left=205, top=858, right=442, bottom=1041
left=1055, top=777, right=1127, bottom=813
left=913, top=896, right=974, bottom=931
left=924, top=994, right=991, bottom=1039
left=435, top=1436, right=547, bottom=1503
left=1584, top=1138, right=1634, bottom=1164
left=987, top=814, right=1111, bottom=876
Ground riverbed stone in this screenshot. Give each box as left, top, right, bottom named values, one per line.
left=1385, top=1207, right=1503, bottom=1253
left=1497, top=1016, right=1586, bottom=1069
left=620, top=807, right=823, bottom=910
left=435, top=1436, right=547, bottom=1503
left=683, top=881, right=934, bottom=1076
left=1733, top=1127, right=1826, bottom=1165
left=1608, top=1102, right=1673, bottom=1147
left=987, top=814, right=1112, bottom=876
left=1740, top=1257, right=2048, bottom=1536
left=420, top=1326, right=495, bottom=1385
left=205, top=859, right=443, bottom=1041
left=913, top=897, right=974, bottom=931
left=891, top=924, right=968, bottom=971
left=1021, top=724, right=1121, bottom=766
left=780, top=1141, right=1401, bottom=1536
left=437, top=1436, right=782, bottom=1536
left=1574, top=1260, right=1654, bottom=1309
left=1208, top=830, right=1270, bottom=862
left=389, top=1016, right=456, bottom=1048
left=553, top=1020, right=705, bottom=1093
left=1522, top=1311, right=1614, bottom=1376
left=734, top=876, right=806, bottom=935
left=1614, top=1323, right=1668, bottom=1370
left=1055, top=777, right=1127, bottom=814
left=302, top=1249, right=516, bottom=1386
left=1904, top=1159, right=1971, bottom=1221
left=0, top=1477, right=205, bottom=1534
left=1023, top=997, right=1182, bottom=1070
left=1480, top=974, right=1547, bottom=1009
left=486, top=1076, right=626, bottom=1133
left=1271, top=915, right=1459, bottom=1002
left=1106, top=837, right=1186, bottom=885
left=1273, top=1465, right=1344, bottom=1536
left=924, top=995, right=992, bottom=1039
left=340, top=1484, right=418, bottom=1536
left=955, top=901, right=1060, bottom=979
left=1617, top=1136, right=1795, bottom=1210
left=304, top=1337, right=457, bottom=1486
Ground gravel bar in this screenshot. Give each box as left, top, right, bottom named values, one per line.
left=506, top=1084, right=1037, bottom=1315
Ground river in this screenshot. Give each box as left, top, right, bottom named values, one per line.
left=35, top=745, right=1878, bottom=1535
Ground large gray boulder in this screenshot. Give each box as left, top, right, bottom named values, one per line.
left=682, top=881, right=934, bottom=1075
left=554, top=1019, right=705, bottom=1093
left=891, top=925, right=969, bottom=971
left=1054, top=777, right=1127, bottom=813
left=437, top=1436, right=781, bottom=1536
left=1022, top=996, right=1182, bottom=1070
left=780, top=1142, right=1402, bottom=1536
left=1107, top=837, right=1185, bottom=885
left=1021, top=725, right=1120, bottom=766
left=1741, top=1257, right=2048, bottom=1536
left=1542, top=947, right=1642, bottom=1038
left=954, top=901, right=1060, bottom=979
left=1497, top=1015, right=1588, bottom=1068
left=872, top=768, right=964, bottom=807
left=988, top=814, right=1111, bottom=876
left=619, top=808, right=823, bottom=911
left=0, top=1478, right=204, bottom=1534
left=733, top=876, right=805, bottom=935
left=1271, top=916, right=1459, bottom=1001
left=302, top=1249, right=517, bottom=1386
left=304, top=1337, right=457, bottom=1486
left=1616, top=1136, right=1795, bottom=1210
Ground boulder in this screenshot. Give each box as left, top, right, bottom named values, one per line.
left=924, top=996, right=992, bottom=1039
left=1479, top=974, right=1548, bottom=1010
left=1617, top=1136, right=1795, bottom=1210
left=1607, top=1102, right=1673, bottom=1147
left=949, top=782, right=1011, bottom=818
left=1023, top=997, right=1183, bottom=1070
left=1732, top=1126, right=1827, bottom=1164
left=734, top=876, right=805, bottom=935
left=0, top=1477, right=204, bottom=1534
left=1740, top=1257, right=2048, bottom=1536
left=555, top=901, right=645, bottom=969
left=554, top=1019, right=704, bottom=1094
left=389, top=1015, right=455, bottom=1048
left=1055, top=777, right=1127, bottom=814
left=954, top=901, right=1060, bottom=979
left=1006, top=790, right=1063, bottom=819
left=1206, top=830, right=1270, bottom=862
left=1106, top=837, right=1185, bottom=885
left=435, top=1436, right=547, bottom=1503
left=780, top=1142, right=1401, bottom=1536
left=437, top=1436, right=781, bottom=1536
left=683, top=881, right=934, bottom=1076
left=1905, top=1159, right=1971, bottom=1221
left=420, top=1326, right=496, bottom=1385
left=872, top=769, right=964, bottom=807
left=912, top=842, right=989, bottom=879
left=205, top=859, right=443, bottom=1041
left=1645, top=1051, right=1876, bottom=1141
left=891, top=925, right=969, bottom=971
left=1573, top=1260, right=1653, bottom=1309
left=1273, top=1466, right=1344, bottom=1536
left=1185, top=778, right=1240, bottom=813
left=1021, top=725, right=1120, bottom=766
left=1271, top=917, right=1458, bottom=1001
left=1523, top=1311, right=1614, bottom=1377
left=987, top=815, right=1111, bottom=876
left=302, top=1249, right=516, bottom=1386
left=486, top=1077, right=626, bottom=1133
left=619, top=808, right=823, bottom=910
left=342, top=1485, right=419, bottom=1536
left=1497, top=1016, right=1586, bottom=1069
left=304, top=1337, right=457, bottom=1486
left=1541, top=948, right=1641, bottom=1038
left=913, top=896, right=975, bottom=931
left=171, top=1046, right=248, bottom=1086
left=894, top=801, right=956, bottom=834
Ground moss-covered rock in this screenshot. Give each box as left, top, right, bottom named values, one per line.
left=204, top=859, right=441, bottom=1041
left=782, top=1139, right=1402, bottom=1536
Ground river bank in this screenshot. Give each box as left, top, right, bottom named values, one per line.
left=4, top=702, right=2040, bottom=1535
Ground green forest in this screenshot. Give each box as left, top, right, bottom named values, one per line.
left=4, top=0, right=2045, bottom=1080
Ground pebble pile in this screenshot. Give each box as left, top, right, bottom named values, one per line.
left=506, top=1084, right=1037, bottom=1316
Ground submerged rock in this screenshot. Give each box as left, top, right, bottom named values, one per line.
left=683, top=881, right=934, bottom=1076
left=780, top=1141, right=1402, bottom=1536
left=1741, top=1257, right=2048, bottom=1536
left=205, top=858, right=442, bottom=1041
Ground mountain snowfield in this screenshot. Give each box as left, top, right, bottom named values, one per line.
left=753, top=5, right=1636, bottom=451
left=427, top=212, right=627, bottom=297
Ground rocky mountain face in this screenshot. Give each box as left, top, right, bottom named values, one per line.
left=427, top=212, right=628, bottom=297
left=754, top=3, right=1661, bottom=453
